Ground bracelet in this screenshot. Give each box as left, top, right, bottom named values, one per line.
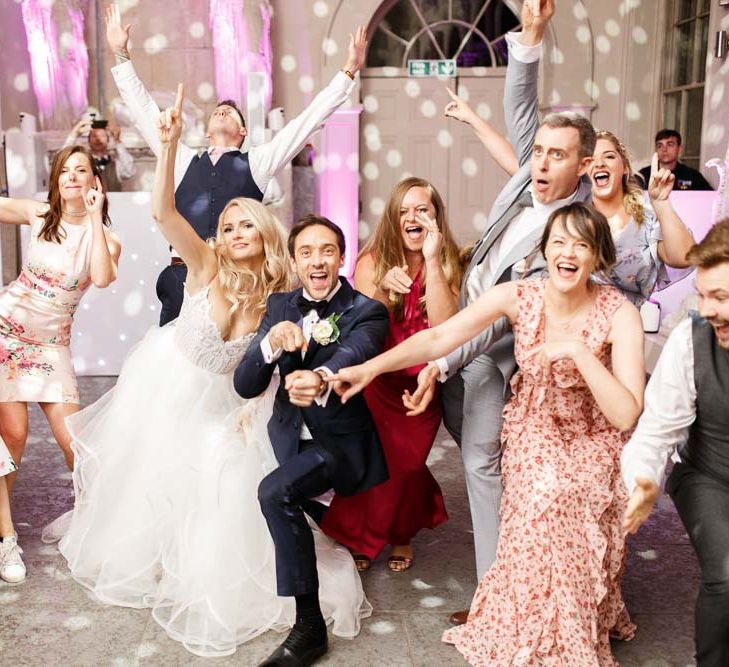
left=342, top=69, right=354, bottom=80
left=315, top=370, right=329, bottom=396
left=115, top=50, right=130, bottom=64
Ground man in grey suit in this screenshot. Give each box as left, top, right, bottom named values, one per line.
left=420, top=0, right=596, bottom=625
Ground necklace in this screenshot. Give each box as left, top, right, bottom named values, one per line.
left=544, top=292, right=592, bottom=332
left=62, top=208, right=86, bottom=217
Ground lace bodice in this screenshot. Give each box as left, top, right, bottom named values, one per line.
left=173, top=286, right=254, bottom=374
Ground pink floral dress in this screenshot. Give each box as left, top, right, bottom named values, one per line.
left=0, top=217, right=93, bottom=404
left=443, top=278, right=635, bottom=666
left=0, top=435, right=17, bottom=478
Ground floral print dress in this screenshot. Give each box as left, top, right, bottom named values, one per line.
left=0, top=217, right=93, bottom=404
left=443, top=278, right=635, bottom=666
left=0, top=435, right=17, bottom=478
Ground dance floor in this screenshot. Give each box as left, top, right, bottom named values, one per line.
left=1, top=377, right=698, bottom=666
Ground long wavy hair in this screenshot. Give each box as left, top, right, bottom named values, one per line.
left=360, top=177, right=462, bottom=319
left=210, top=197, right=290, bottom=328
left=40, top=146, right=111, bottom=243
left=595, top=130, right=646, bottom=225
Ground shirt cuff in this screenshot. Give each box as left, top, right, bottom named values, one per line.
left=434, top=357, right=450, bottom=383
left=333, top=69, right=356, bottom=94
left=505, top=31, right=543, bottom=63
left=313, top=366, right=334, bottom=407
left=111, top=59, right=137, bottom=82
left=260, top=334, right=283, bottom=364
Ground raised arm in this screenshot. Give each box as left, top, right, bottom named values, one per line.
left=331, top=282, right=518, bottom=402
left=151, top=85, right=215, bottom=284
left=83, top=176, right=121, bottom=288
left=646, top=153, right=695, bottom=268
left=247, top=27, right=366, bottom=194
left=0, top=198, right=41, bottom=226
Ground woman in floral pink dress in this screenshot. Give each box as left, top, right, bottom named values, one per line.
left=0, top=145, right=121, bottom=498
left=332, top=202, right=647, bottom=665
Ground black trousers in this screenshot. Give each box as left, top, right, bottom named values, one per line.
left=156, top=264, right=188, bottom=326
left=668, top=462, right=729, bottom=666
left=258, top=441, right=333, bottom=597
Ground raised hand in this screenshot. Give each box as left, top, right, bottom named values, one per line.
left=380, top=264, right=412, bottom=295
left=71, top=118, right=92, bottom=138
left=443, top=87, right=475, bottom=124
left=402, top=363, right=439, bottom=416
left=108, top=122, right=122, bottom=145
left=157, top=83, right=184, bottom=144
left=328, top=363, right=376, bottom=404
left=522, top=339, right=585, bottom=371
left=105, top=3, right=131, bottom=54
left=623, top=477, right=660, bottom=534
left=419, top=212, right=443, bottom=263
left=268, top=320, right=308, bottom=353
left=83, top=176, right=105, bottom=216
left=521, top=0, right=555, bottom=44
left=647, top=152, right=675, bottom=202
left=344, top=25, right=368, bottom=74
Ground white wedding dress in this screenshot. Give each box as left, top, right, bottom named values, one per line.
left=42, top=285, right=371, bottom=657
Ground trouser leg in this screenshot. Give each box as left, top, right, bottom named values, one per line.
left=156, top=264, right=187, bottom=326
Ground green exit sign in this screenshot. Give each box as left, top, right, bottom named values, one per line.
left=407, top=59, right=457, bottom=78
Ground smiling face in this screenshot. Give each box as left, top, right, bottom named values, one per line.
left=590, top=137, right=627, bottom=201
left=399, top=186, right=436, bottom=253
left=696, top=262, right=729, bottom=349
left=531, top=125, right=590, bottom=204
left=58, top=151, right=95, bottom=204
left=291, top=224, right=344, bottom=300
left=207, top=104, right=247, bottom=147
left=220, top=205, right=264, bottom=264
left=544, top=215, right=599, bottom=292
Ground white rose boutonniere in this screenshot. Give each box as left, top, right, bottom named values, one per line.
left=311, top=313, right=342, bottom=346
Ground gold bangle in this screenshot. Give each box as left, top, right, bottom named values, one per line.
left=342, top=69, right=354, bottom=80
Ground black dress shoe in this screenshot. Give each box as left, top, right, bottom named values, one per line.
left=258, top=625, right=328, bottom=667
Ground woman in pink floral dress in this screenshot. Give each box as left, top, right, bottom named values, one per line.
left=0, top=146, right=121, bottom=499
left=331, top=202, right=647, bottom=665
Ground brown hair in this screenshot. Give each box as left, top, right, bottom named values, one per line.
left=360, top=176, right=462, bottom=318
left=288, top=214, right=346, bottom=257
left=541, top=112, right=597, bottom=159
left=594, top=130, right=646, bottom=225
left=540, top=202, right=616, bottom=273
left=686, top=218, right=729, bottom=268
left=40, top=146, right=110, bottom=244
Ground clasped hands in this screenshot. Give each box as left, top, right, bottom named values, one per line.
left=268, top=322, right=325, bottom=407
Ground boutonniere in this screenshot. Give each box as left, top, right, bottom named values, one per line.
left=311, top=313, right=342, bottom=346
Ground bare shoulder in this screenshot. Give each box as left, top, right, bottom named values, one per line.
left=608, top=298, right=643, bottom=344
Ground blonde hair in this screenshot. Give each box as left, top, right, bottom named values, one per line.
left=211, top=197, right=291, bottom=327
left=360, top=177, right=462, bottom=318
left=595, top=130, right=646, bottom=225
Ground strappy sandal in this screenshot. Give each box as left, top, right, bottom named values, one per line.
left=387, top=554, right=414, bottom=572
left=352, top=553, right=372, bottom=572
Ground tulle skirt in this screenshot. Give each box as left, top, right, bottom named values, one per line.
left=43, top=324, right=371, bottom=657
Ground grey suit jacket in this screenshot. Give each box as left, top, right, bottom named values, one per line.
left=443, top=51, right=592, bottom=382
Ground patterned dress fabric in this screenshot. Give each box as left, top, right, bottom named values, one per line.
left=321, top=269, right=447, bottom=558
left=0, top=435, right=17, bottom=478
left=443, top=278, right=635, bottom=666
left=0, top=217, right=93, bottom=403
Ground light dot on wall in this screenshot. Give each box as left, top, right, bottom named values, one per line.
left=326, top=153, right=342, bottom=170
left=365, top=133, right=382, bottom=152
left=549, top=89, right=561, bottom=105
left=60, top=31, right=74, bottom=50
left=322, top=38, right=338, bottom=56
left=710, top=82, right=725, bottom=110
left=281, top=55, right=297, bottom=72
left=595, top=36, right=611, bottom=54
left=706, top=124, right=725, bottom=145
left=437, top=129, right=453, bottom=148
left=358, top=220, right=371, bottom=239
left=584, top=79, right=600, bottom=98
left=386, top=149, right=402, bottom=168
left=313, top=0, right=329, bottom=17
left=189, top=22, right=205, bottom=39
left=369, top=197, right=385, bottom=216
left=472, top=67, right=487, bottom=77
left=462, top=158, right=478, bottom=177
left=572, top=3, right=588, bottom=21
left=576, top=26, right=591, bottom=44
left=625, top=101, right=641, bottom=121
left=420, top=100, right=436, bottom=118
left=197, top=82, right=214, bottom=101
left=312, top=155, right=327, bottom=174
left=13, top=73, right=29, bottom=92
left=619, top=0, right=642, bottom=16
left=298, top=76, right=314, bottom=93
left=405, top=80, right=421, bottom=98
left=346, top=153, right=359, bottom=171
left=476, top=102, right=492, bottom=120
left=144, top=34, right=169, bottom=55
left=363, top=95, right=379, bottom=113
left=456, top=84, right=470, bottom=102
left=550, top=47, right=564, bottom=65
left=124, top=291, right=143, bottom=317
left=473, top=212, right=488, bottom=231
left=605, top=77, right=620, bottom=95
left=383, top=67, right=399, bottom=78
left=632, top=26, right=648, bottom=45
left=605, top=19, right=620, bottom=37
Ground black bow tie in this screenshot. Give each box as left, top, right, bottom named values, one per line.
left=297, top=295, right=328, bottom=317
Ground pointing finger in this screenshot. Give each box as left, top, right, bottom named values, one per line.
left=174, top=83, right=184, bottom=114
left=445, top=87, right=458, bottom=101
left=650, top=152, right=659, bottom=177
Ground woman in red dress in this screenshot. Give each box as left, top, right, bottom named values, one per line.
left=321, top=177, right=462, bottom=572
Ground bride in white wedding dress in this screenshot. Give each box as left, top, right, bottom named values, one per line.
left=42, top=87, right=371, bottom=657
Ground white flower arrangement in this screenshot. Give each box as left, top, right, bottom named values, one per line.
left=311, top=313, right=342, bottom=345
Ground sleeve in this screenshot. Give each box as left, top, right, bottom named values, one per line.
left=62, top=131, right=76, bottom=149
left=111, top=60, right=195, bottom=187
left=503, top=33, right=542, bottom=167
left=260, top=333, right=283, bottom=364
left=621, top=317, right=697, bottom=494
left=439, top=316, right=511, bottom=378
left=694, top=171, right=714, bottom=191
left=247, top=71, right=355, bottom=195
left=113, top=142, right=136, bottom=180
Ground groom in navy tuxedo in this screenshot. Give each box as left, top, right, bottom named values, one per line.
left=234, top=214, right=389, bottom=666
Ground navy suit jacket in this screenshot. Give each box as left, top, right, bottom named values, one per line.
left=234, top=278, right=390, bottom=496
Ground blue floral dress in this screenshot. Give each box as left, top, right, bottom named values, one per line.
left=0, top=216, right=93, bottom=403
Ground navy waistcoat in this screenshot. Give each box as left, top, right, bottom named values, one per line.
left=174, top=151, right=264, bottom=242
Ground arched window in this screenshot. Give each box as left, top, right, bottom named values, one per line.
left=367, top=0, right=521, bottom=69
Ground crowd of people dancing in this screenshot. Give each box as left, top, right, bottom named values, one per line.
left=0, top=1, right=727, bottom=666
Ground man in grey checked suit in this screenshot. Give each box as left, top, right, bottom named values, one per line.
left=430, top=0, right=596, bottom=625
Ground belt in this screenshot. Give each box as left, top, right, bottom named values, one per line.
left=170, top=257, right=186, bottom=267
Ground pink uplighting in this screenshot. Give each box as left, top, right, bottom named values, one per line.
left=64, top=3, right=89, bottom=118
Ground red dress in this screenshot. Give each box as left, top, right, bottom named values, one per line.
left=321, top=270, right=448, bottom=558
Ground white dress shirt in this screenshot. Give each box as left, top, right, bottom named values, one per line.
left=621, top=317, right=697, bottom=494
left=111, top=61, right=354, bottom=202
